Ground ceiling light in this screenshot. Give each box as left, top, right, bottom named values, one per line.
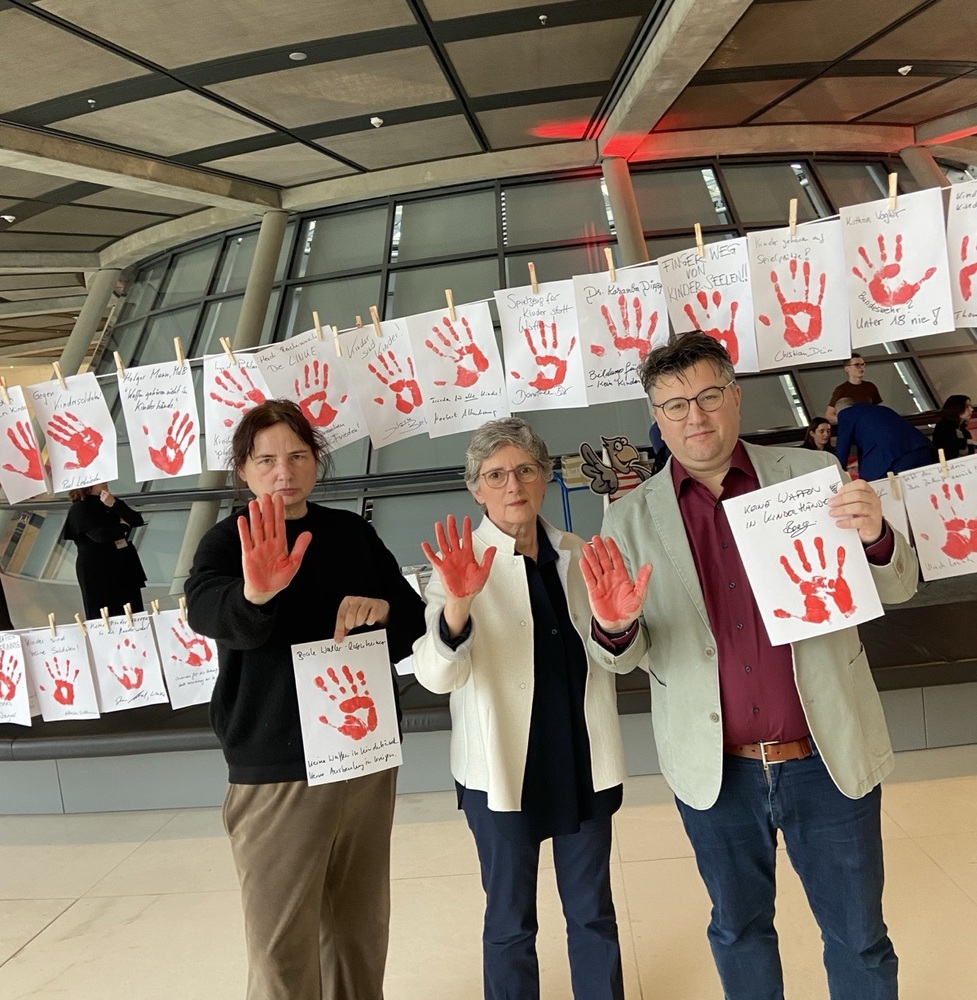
left=370, top=116, right=383, bottom=128
left=897, top=65, right=913, bottom=76
left=0, top=214, right=15, bottom=223
left=288, top=51, right=308, bottom=61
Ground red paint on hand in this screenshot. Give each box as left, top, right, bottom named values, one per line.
left=757, top=260, right=825, bottom=347
left=314, top=665, right=378, bottom=741
left=424, top=315, right=490, bottom=388
left=238, top=493, right=312, bottom=599
left=144, top=411, right=195, bottom=475
left=46, top=412, right=103, bottom=469
left=368, top=351, right=423, bottom=414
left=851, top=233, right=937, bottom=307
left=772, top=537, right=856, bottom=624
left=421, top=514, right=496, bottom=600
left=683, top=290, right=740, bottom=365
left=294, top=360, right=341, bottom=428
left=3, top=420, right=44, bottom=480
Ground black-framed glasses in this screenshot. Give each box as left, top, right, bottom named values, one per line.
left=478, top=463, right=541, bottom=489
left=846, top=362, right=866, bottom=369
left=652, top=379, right=736, bottom=421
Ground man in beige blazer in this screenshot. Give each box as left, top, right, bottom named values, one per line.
left=582, top=331, right=917, bottom=1000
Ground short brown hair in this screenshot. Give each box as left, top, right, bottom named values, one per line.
left=230, top=400, right=332, bottom=478
left=639, top=330, right=735, bottom=396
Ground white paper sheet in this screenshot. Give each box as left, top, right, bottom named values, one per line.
left=0, top=631, right=31, bottom=727
left=869, top=476, right=911, bottom=548
left=203, top=353, right=273, bottom=471
left=946, top=180, right=977, bottom=329
left=21, top=624, right=100, bottom=722
left=85, top=613, right=170, bottom=713
left=152, top=608, right=219, bottom=710
left=292, top=629, right=402, bottom=785
left=723, top=466, right=884, bottom=645
left=0, top=384, right=48, bottom=503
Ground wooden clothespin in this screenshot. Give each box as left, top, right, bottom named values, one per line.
left=604, top=246, right=616, bottom=282
left=888, top=172, right=898, bottom=211
left=369, top=306, right=383, bottom=337
left=528, top=261, right=539, bottom=294
left=694, top=223, right=705, bottom=259
left=332, top=325, right=342, bottom=358
left=123, top=602, right=134, bottom=628
left=0, top=376, right=9, bottom=407
left=113, top=351, right=126, bottom=378
left=219, top=336, right=236, bottom=365
left=48, top=612, right=57, bottom=637
left=174, top=336, right=186, bottom=368
left=355, top=315, right=363, bottom=328
left=938, top=447, right=950, bottom=479
left=179, top=595, right=188, bottom=620
left=788, top=198, right=798, bottom=238
left=53, top=361, right=68, bottom=390
left=74, top=612, right=87, bottom=636
left=887, top=470, right=902, bottom=502
left=312, top=310, right=324, bottom=341
left=445, top=289, right=456, bottom=322
left=101, top=606, right=112, bottom=632
left=150, top=599, right=160, bottom=616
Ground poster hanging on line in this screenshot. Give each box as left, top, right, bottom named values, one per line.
left=869, top=476, right=910, bottom=547
left=405, top=300, right=509, bottom=438
left=572, top=264, right=669, bottom=404
left=203, top=351, right=272, bottom=471
left=255, top=329, right=369, bottom=451
left=86, top=612, right=170, bottom=713
left=0, top=384, right=48, bottom=503
left=841, top=186, right=955, bottom=348
left=21, top=623, right=100, bottom=722
left=946, top=180, right=977, bottom=329
left=898, top=454, right=977, bottom=581
left=26, top=373, right=117, bottom=493
left=338, top=319, right=427, bottom=448
left=118, top=361, right=201, bottom=482
left=748, top=219, right=851, bottom=370
left=723, top=465, right=884, bottom=645
left=0, top=632, right=31, bottom=727
left=291, top=629, right=402, bottom=786
left=495, top=279, right=589, bottom=412
left=658, top=237, right=759, bottom=372
left=152, top=608, right=219, bottom=710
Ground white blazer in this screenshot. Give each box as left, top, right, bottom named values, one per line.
left=412, top=515, right=627, bottom=812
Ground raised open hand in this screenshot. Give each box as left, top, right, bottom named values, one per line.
left=144, top=411, right=195, bottom=475
left=47, top=412, right=103, bottom=469
left=580, top=535, right=652, bottom=632
left=852, top=233, right=936, bottom=307
left=422, top=514, right=496, bottom=600
left=425, top=316, right=490, bottom=387
left=683, top=290, right=740, bottom=364
left=3, top=420, right=44, bottom=480
left=237, top=492, right=313, bottom=605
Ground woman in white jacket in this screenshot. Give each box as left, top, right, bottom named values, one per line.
left=412, top=417, right=627, bottom=1000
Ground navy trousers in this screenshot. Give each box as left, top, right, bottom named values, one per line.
left=463, top=794, right=624, bottom=1000
left=676, top=750, right=897, bottom=1000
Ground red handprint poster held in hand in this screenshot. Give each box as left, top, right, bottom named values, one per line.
left=3, top=421, right=43, bottom=480
left=758, top=260, right=826, bottom=347
left=143, top=411, right=196, bottom=476
left=684, top=291, right=740, bottom=365
left=921, top=482, right=977, bottom=561
left=425, top=315, right=490, bottom=387
left=315, top=665, right=378, bottom=741
left=369, top=351, right=422, bottom=414
left=295, top=359, right=345, bottom=428
left=47, top=412, right=103, bottom=469
left=591, top=296, right=658, bottom=360
left=772, top=537, right=856, bottom=624
left=851, top=233, right=937, bottom=307
left=510, top=320, right=578, bottom=391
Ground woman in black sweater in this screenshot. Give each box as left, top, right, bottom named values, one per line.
left=185, top=400, right=424, bottom=1000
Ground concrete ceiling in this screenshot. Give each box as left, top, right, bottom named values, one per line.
left=0, top=0, right=974, bottom=370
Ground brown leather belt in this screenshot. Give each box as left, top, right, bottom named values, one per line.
left=724, top=737, right=813, bottom=769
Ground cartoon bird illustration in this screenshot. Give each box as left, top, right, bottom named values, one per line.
left=578, top=435, right=651, bottom=496
left=602, top=435, right=651, bottom=481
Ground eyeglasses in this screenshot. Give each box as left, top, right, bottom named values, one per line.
left=652, top=379, right=736, bottom=421
left=846, top=363, right=866, bottom=369
left=478, top=463, right=541, bottom=489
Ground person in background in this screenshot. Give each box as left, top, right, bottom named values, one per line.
left=185, top=400, right=425, bottom=1000
left=825, top=353, right=882, bottom=422
left=800, top=416, right=834, bottom=453
left=931, top=394, right=975, bottom=460
left=64, top=483, right=146, bottom=619
left=413, top=416, right=627, bottom=1000
left=834, top=398, right=934, bottom=481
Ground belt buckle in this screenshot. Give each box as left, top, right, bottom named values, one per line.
left=758, top=739, right=782, bottom=771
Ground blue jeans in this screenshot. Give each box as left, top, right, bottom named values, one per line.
left=675, top=750, right=897, bottom=1000
left=463, top=794, right=624, bottom=1000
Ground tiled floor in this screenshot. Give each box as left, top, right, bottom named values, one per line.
left=2, top=745, right=976, bottom=999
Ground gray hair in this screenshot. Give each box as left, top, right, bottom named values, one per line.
left=834, top=396, right=856, bottom=413
left=640, top=330, right=735, bottom=396
left=464, top=417, right=554, bottom=488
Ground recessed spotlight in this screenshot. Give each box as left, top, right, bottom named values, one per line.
left=289, top=51, right=308, bottom=61
left=0, top=214, right=15, bottom=223
left=897, top=64, right=913, bottom=76
left=87, top=98, right=96, bottom=108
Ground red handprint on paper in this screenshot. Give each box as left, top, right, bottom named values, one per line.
left=852, top=234, right=937, bottom=307
left=920, top=482, right=977, bottom=560
left=39, top=657, right=78, bottom=706
left=510, top=320, right=577, bottom=390
left=143, top=411, right=195, bottom=475
left=369, top=351, right=422, bottom=414
left=170, top=617, right=214, bottom=668
left=425, top=316, right=490, bottom=388
left=294, top=360, right=344, bottom=428
left=46, top=412, right=103, bottom=469
left=209, top=367, right=266, bottom=427
left=0, top=650, right=22, bottom=701
left=758, top=260, right=826, bottom=347
left=959, top=235, right=977, bottom=302
left=108, top=638, right=145, bottom=691
left=772, top=537, right=855, bottom=624
left=3, top=420, right=43, bottom=480
left=314, top=665, right=378, bottom=741
left=683, top=290, right=740, bottom=365
left=591, top=295, right=658, bottom=360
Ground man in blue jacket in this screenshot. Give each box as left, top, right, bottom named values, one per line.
left=834, top=397, right=934, bottom=481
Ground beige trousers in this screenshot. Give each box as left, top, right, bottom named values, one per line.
left=223, top=768, right=398, bottom=1000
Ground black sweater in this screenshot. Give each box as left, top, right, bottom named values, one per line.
left=185, top=503, right=426, bottom=784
